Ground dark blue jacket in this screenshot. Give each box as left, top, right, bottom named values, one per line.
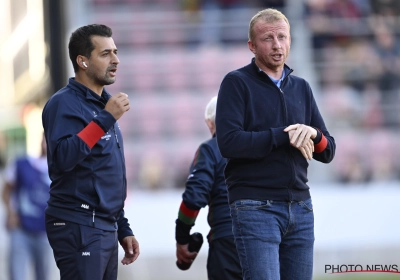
left=176, top=136, right=232, bottom=243
left=216, top=58, right=336, bottom=203
left=42, top=78, right=133, bottom=241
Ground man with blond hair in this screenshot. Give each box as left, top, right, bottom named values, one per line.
left=216, top=8, right=336, bottom=280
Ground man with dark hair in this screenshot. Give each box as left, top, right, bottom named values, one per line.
left=215, top=8, right=336, bottom=280
left=42, top=24, right=139, bottom=280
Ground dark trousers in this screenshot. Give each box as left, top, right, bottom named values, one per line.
left=207, top=236, right=242, bottom=280
left=45, top=215, right=118, bottom=280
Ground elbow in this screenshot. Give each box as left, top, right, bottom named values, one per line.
left=315, top=151, right=335, bottom=164
left=53, top=153, right=76, bottom=172
left=219, top=148, right=232, bottom=159
left=326, top=153, right=335, bottom=164
left=217, top=132, right=242, bottom=158
left=216, top=139, right=233, bottom=158
left=54, top=160, right=75, bottom=173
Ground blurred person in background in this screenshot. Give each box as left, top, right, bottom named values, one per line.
left=175, top=95, right=242, bottom=280
left=2, top=134, right=52, bottom=280
left=42, top=24, right=139, bottom=280
left=371, top=23, right=400, bottom=127
left=215, top=8, right=336, bottom=280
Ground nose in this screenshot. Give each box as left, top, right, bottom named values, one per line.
left=272, top=37, right=281, bottom=49
left=112, top=53, right=120, bottom=65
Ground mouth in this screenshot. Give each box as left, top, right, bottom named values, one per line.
left=271, top=54, right=283, bottom=60
left=108, top=68, right=117, bottom=77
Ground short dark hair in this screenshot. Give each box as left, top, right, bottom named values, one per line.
left=68, top=24, right=113, bottom=72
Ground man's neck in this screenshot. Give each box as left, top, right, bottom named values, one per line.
left=255, top=61, right=284, bottom=80
left=75, top=74, right=103, bottom=96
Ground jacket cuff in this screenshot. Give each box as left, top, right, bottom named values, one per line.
left=313, top=128, right=328, bottom=153
left=271, top=127, right=290, bottom=147
left=118, top=227, right=134, bottom=243
left=117, top=210, right=134, bottom=242
left=93, top=110, right=116, bottom=133
left=312, top=128, right=322, bottom=144
left=175, top=219, right=192, bottom=244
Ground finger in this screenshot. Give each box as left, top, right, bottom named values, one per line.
left=132, top=243, right=140, bottom=257
left=182, top=250, right=197, bottom=259
left=299, top=129, right=312, bottom=148
left=307, top=142, right=314, bottom=159
left=292, top=129, right=304, bottom=147
left=131, top=250, right=139, bottom=262
left=301, top=147, right=310, bottom=160
left=303, top=140, right=312, bottom=159
left=121, top=256, right=133, bottom=265
left=180, top=254, right=194, bottom=263
left=287, top=131, right=295, bottom=146
left=117, top=94, right=128, bottom=104
left=292, top=125, right=304, bottom=146
left=305, top=139, right=314, bottom=154
left=177, top=247, right=194, bottom=262
left=121, top=94, right=129, bottom=106
left=117, top=92, right=127, bottom=97
left=299, top=147, right=308, bottom=160
left=125, top=241, right=133, bottom=255
left=301, top=130, right=313, bottom=147
left=299, top=131, right=309, bottom=147
left=300, top=144, right=312, bottom=160
left=304, top=145, right=312, bottom=160
left=308, top=139, right=314, bottom=153
left=284, top=124, right=299, bottom=132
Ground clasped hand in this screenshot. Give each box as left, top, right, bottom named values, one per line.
left=176, top=243, right=197, bottom=266
left=284, top=124, right=317, bottom=160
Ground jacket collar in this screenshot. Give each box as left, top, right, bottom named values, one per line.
left=250, top=57, right=293, bottom=82
left=67, top=78, right=111, bottom=103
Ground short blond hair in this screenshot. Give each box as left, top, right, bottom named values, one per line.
left=205, top=96, right=218, bottom=123
left=248, top=8, right=290, bottom=42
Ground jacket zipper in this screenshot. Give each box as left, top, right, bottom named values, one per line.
left=98, top=98, right=121, bottom=149
left=92, top=209, right=96, bottom=227
left=278, top=69, right=296, bottom=199
left=113, top=125, right=121, bottom=148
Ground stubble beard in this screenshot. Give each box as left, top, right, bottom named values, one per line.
left=88, top=69, right=116, bottom=86
left=101, top=74, right=116, bottom=86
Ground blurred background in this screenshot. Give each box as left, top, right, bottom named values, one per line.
left=1, top=0, right=400, bottom=279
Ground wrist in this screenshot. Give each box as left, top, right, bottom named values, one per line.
left=175, top=219, right=192, bottom=244
left=311, top=128, right=317, bottom=139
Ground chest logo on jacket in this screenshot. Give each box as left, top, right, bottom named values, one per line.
left=101, top=132, right=111, bottom=141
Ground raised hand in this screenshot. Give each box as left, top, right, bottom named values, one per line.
left=104, top=93, right=130, bottom=120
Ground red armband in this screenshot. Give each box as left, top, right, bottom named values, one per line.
left=178, top=201, right=200, bottom=226
left=77, top=121, right=105, bottom=149
left=314, top=134, right=328, bottom=153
